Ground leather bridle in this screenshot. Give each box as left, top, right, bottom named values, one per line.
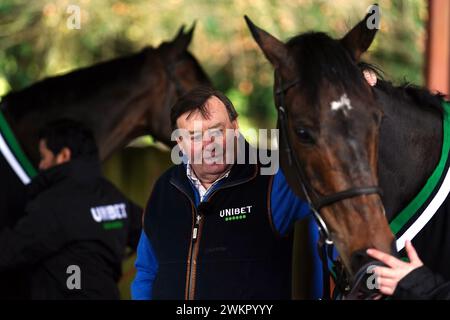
left=274, top=70, right=383, bottom=299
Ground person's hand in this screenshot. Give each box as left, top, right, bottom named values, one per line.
left=363, top=69, right=377, bottom=86
left=366, top=240, right=424, bottom=296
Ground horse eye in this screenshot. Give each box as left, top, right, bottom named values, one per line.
left=295, top=127, right=315, bottom=144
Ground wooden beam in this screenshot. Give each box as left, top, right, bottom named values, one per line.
left=426, top=0, right=450, bottom=97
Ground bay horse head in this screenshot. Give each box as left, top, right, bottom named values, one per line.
left=141, top=23, right=212, bottom=147
left=245, top=8, right=396, bottom=298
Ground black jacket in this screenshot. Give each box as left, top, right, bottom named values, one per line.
left=0, top=157, right=142, bottom=299
left=393, top=266, right=450, bottom=300
left=144, top=147, right=293, bottom=300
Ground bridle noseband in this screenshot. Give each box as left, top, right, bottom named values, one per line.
left=275, top=71, right=383, bottom=298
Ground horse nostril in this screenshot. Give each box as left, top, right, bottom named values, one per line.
left=350, top=249, right=373, bottom=273
left=346, top=249, right=387, bottom=300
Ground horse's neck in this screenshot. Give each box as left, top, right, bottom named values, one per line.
left=6, top=99, right=149, bottom=164
left=2, top=69, right=160, bottom=164
left=375, top=87, right=443, bottom=220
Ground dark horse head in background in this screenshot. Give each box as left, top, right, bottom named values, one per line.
left=0, top=23, right=211, bottom=164
left=245, top=12, right=396, bottom=298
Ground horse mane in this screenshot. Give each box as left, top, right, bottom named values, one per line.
left=358, top=62, right=446, bottom=114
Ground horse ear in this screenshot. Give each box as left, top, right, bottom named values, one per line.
left=341, top=4, right=379, bottom=61
left=172, top=25, right=186, bottom=42
left=244, top=15, right=289, bottom=69
left=167, top=22, right=196, bottom=55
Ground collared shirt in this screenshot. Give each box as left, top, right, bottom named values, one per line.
left=186, top=163, right=231, bottom=202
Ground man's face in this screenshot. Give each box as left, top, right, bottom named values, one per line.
left=38, top=139, right=71, bottom=171
left=176, top=96, right=238, bottom=176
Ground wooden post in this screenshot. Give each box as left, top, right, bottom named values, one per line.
left=426, top=0, right=450, bottom=98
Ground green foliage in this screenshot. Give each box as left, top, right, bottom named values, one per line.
left=0, top=0, right=427, bottom=127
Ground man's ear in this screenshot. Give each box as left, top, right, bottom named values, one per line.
left=176, top=136, right=184, bottom=149
left=56, top=147, right=71, bottom=165
left=175, top=132, right=187, bottom=155
left=232, top=119, right=239, bottom=131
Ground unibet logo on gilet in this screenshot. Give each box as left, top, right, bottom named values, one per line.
left=219, top=205, right=252, bottom=222
left=90, top=203, right=127, bottom=230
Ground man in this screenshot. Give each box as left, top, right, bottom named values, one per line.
left=131, top=86, right=314, bottom=300
left=0, top=119, right=141, bottom=299
left=367, top=241, right=450, bottom=299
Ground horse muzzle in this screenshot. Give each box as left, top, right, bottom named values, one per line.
left=342, top=260, right=385, bottom=300
left=342, top=242, right=399, bottom=300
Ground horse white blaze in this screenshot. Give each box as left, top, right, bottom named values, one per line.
left=331, top=93, right=353, bottom=117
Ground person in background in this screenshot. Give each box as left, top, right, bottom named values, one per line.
left=0, top=119, right=141, bottom=299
